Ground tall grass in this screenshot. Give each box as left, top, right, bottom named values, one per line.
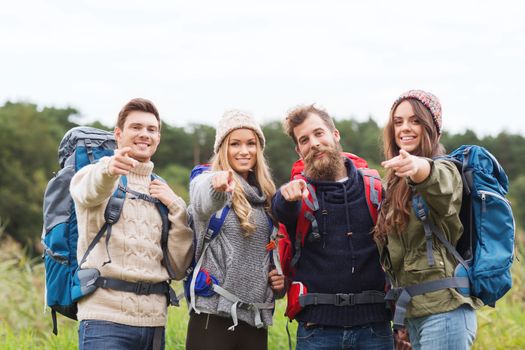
left=0, top=236, right=523, bottom=349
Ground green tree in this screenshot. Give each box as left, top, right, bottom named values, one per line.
left=0, top=102, right=79, bottom=250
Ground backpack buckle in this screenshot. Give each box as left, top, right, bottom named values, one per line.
left=135, top=282, right=152, bottom=295
left=335, top=293, right=353, bottom=306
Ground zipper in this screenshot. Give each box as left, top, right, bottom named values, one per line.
left=478, top=190, right=516, bottom=239
left=478, top=190, right=512, bottom=211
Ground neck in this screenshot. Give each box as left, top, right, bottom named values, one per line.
left=334, top=166, right=348, bottom=181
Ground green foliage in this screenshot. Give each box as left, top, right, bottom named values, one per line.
left=262, top=121, right=298, bottom=186
left=1, top=100, right=525, bottom=251
left=336, top=116, right=382, bottom=166
left=509, top=175, right=525, bottom=235
left=0, top=102, right=78, bottom=250
left=156, top=164, right=192, bottom=203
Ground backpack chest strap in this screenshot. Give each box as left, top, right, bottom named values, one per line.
left=211, top=284, right=274, bottom=331
left=299, top=290, right=386, bottom=307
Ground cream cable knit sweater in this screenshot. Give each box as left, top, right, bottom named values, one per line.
left=70, top=156, right=193, bottom=327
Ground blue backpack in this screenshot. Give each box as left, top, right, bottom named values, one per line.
left=42, top=126, right=177, bottom=335
left=183, top=164, right=281, bottom=330
left=389, top=145, right=516, bottom=328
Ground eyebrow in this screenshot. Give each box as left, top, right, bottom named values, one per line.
left=230, top=137, right=256, bottom=142
left=129, top=122, right=158, bottom=129
left=393, top=115, right=417, bottom=119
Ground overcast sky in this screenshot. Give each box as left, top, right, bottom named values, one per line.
left=2, top=0, right=524, bottom=136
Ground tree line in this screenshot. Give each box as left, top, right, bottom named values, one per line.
left=1, top=101, right=524, bottom=253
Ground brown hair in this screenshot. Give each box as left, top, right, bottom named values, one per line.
left=374, top=98, right=445, bottom=241
left=283, top=104, right=335, bottom=144
left=116, top=98, right=161, bottom=130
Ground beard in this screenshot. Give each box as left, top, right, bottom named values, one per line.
left=303, top=143, right=345, bottom=181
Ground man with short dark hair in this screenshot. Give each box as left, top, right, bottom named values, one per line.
left=273, top=104, right=394, bottom=350
left=70, top=98, right=193, bottom=350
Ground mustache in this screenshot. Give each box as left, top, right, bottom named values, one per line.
left=304, top=145, right=330, bottom=162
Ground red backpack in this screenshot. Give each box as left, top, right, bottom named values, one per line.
left=277, top=152, right=383, bottom=320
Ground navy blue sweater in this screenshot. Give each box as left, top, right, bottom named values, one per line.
left=272, top=158, right=391, bottom=327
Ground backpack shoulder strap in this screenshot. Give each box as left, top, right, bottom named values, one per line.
left=357, top=168, right=382, bottom=224
left=189, top=204, right=230, bottom=312
left=77, top=176, right=127, bottom=269
left=151, top=173, right=178, bottom=288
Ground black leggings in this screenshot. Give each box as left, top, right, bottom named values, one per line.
left=186, top=312, right=268, bottom=350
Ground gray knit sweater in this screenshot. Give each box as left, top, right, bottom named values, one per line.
left=189, top=171, right=274, bottom=327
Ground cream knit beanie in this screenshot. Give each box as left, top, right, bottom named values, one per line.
left=213, top=109, right=265, bottom=154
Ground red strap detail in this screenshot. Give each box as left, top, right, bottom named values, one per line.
left=266, top=239, right=276, bottom=251
left=201, top=268, right=212, bottom=285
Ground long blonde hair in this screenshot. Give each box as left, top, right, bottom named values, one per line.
left=374, top=98, right=445, bottom=241
left=211, top=130, right=276, bottom=236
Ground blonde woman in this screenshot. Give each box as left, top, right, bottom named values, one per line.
left=185, top=110, right=284, bottom=350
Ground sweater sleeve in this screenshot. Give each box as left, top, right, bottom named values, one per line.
left=70, top=156, right=119, bottom=208
left=410, top=159, right=463, bottom=221
left=271, top=185, right=301, bottom=227
left=165, top=196, right=194, bottom=280
left=189, top=171, right=229, bottom=219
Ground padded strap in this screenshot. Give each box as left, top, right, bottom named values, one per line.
left=94, top=277, right=170, bottom=295
left=299, top=290, right=386, bottom=307
left=412, top=193, right=435, bottom=266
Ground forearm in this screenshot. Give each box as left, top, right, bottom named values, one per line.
left=166, top=196, right=194, bottom=280
left=70, top=157, right=119, bottom=207
left=189, top=172, right=228, bottom=217
left=271, top=190, right=300, bottom=227
left=408, top=157, right=431, bottom=184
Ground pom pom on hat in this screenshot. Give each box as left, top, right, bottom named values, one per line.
left=392, top=90, right=442, bottom=134
left=213, top=109, right=265, bottom=154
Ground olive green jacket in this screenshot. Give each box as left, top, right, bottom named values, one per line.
left=377, top=159, right=482, bottom=319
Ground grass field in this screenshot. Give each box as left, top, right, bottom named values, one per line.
left=0, top=236, right=523, bottom=349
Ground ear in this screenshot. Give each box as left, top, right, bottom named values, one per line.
left=333, top=128, right=341, bottom=143
left=114, top=127, right=122, bottom=147
left=295, top=145, right=302, bottom=159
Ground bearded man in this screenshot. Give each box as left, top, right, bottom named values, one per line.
left=272, top=105, right=394, bottom=350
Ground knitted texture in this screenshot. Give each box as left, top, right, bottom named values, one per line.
left=213, top=109, right=265, bottom=153
left=70, top=157, right=193, bottom=327
left=393, top=89, right=442, bottom=134
left=189, top=171, right=274, bottom=327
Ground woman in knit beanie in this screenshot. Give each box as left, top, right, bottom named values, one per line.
left=185, top=109, right=284, bottom=350
left=374, top=90, right=481, bottom=349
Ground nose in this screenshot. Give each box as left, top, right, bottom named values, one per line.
left=138, top=127, right=149, bottom=138
left=239, top=143, right=249, bottom=154
left=400, top=120, right=411, bottom=131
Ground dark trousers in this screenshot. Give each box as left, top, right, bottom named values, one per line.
left=186, top=312, right=268, bottom=350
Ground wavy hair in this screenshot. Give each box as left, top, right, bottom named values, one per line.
left=210, top=130, right=276, bottom=236
left=374, top=98, right=445, bottom=241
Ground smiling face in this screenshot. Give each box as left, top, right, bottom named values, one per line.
left=392, top=100, right=423, bottom=153
left=293, top=113, right=341, bottom=160
left=226, top=128, right=258, bottom=179
left=114, top=111, right=160, bottom=162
